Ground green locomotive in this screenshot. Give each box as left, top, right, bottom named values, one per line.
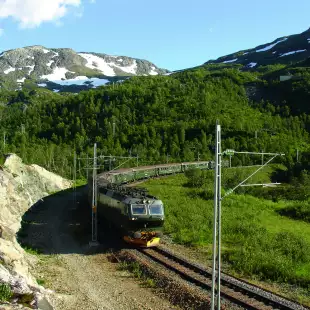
left=96, top=184, right=164, bottom=246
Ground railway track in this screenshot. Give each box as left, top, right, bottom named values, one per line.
left=137, top=246, right=309, bottom=310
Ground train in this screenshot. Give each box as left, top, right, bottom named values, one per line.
left=101, top=161, right=216, bottom=184
left=89, top=161, right=222, bottom=247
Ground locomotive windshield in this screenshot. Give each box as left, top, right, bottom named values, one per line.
left=149, top=205, right=163, bottom=215
left=131, top=205, right=147, bottom=215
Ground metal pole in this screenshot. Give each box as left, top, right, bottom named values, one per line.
left=86, top=153, right=89, bottom=179
left=3, top=132, right=6, bottom=153
left=91, top=143, right=98, bottom=243
left=73, top=152, right=77, bottom=207
left=229, top=154, right=231, bottom=168
left=73, top=152, right=76, bottom=183
left=217, top=125, right=222, bottom=310
left=297, top=149, right=299, bottom=162
left=261, top=150, right=264, bottom=165
left=211, top=123, right=220, bottom=310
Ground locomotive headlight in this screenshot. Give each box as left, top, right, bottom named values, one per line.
left=143, top=199, right=146, bottom=203
left=147, top=200, right=151, bottom=203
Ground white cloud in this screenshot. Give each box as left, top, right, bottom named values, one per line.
left=0, top=28, right=3, bottom=36
left=0, top=0, right=81, bottom=28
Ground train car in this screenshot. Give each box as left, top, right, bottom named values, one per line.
left=104, top=161, right=215, bottom=185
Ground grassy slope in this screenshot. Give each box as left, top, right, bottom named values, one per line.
left=140, top=166, right=310, bottom=299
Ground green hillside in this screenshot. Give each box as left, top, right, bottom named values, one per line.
left=0, top=64, right=309, bottom=177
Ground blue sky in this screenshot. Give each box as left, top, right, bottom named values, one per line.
left=0, top=0, right=309, bottom=71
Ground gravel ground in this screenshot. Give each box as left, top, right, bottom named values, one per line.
left=19, top=188, right=177, bottom=310
left=117, top=249, right=243, bottom=310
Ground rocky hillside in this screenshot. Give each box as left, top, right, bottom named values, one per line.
left=0, top=46, right=169, bottom=92
left=0, top=154, right=71, bottom=309
left=206, top=28, right=310, bottom=69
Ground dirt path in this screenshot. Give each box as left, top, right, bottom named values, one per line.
left=19, top=188, right=177, bottom=310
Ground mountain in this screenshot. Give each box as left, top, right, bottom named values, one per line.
left=0, top=45, right=169, bottom=92
left=206, top=28, right=310, bottom=69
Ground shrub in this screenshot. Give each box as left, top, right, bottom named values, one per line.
left=185, top=168, right=205, bottom=187
left=0, top=283, right=12, bottom=302
left=245, top=185, right=310, bottom=202
left=23, top=246, right=41, bottom=255
left=277, top=204, right=310, bottom=222
left=274, top=231, right=310, bottom=263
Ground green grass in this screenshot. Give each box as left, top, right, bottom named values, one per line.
left=23, top=246, right=42, bottom=255
left=141, top=165, right=310, bottom=288
left=118, top=261, right=143, bottom=279
left=117, top=261, right=157, bottom=288
left=0, top=284, right=12, bottom=302
left=36, top=278, right=45, bottom=286
left=72, top=178, right=87, bottom=187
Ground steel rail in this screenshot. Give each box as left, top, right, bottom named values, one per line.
left=138, top=247, right=309, bottom=310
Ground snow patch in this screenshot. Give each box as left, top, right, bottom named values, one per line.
left=279, top=49, right=307, bottom=57
left=90, top=78, right=110, bottom=87
left=38, top=83, right=47, bottom=87
left=44, top=75, right=110, bottom=87
left=222, top=58, right=238, bottom=63
left=52, top=52, right=59, bottom=57
left=78, top=53, right=116, bottom=76
left=111, top=60, right=137, bottom=74
left=26, top=65, right=35, bottom=74
left=247, top=62, right=257, bottom=68
left=256, top=38, right=288, bottom=52
left=41, top=67, right=69, bottom=81
left=4, top=67, right=15, bottom=74
left=50, top=75, right=89, bottom=86
left=272, top=51, right=277, bottom=54
left=53, top=89, right=60, bottom=93
left=17, top=77, right=26, bottom=83
left=47, top=60, right=54, bottom=67
left=42, top=48, right=50, bottom=54
left=243, top=52, right=249, bottom=55
left=149, top=66, right=158, bottom=75
left=79, top=53, right=138, bottom=76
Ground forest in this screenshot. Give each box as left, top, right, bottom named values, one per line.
left=0, top=63, right=310, bottom=178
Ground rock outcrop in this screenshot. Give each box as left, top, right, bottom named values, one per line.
left=0, top=154, right=71, bottom=309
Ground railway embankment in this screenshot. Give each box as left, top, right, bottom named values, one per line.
left=0, top=154, right=71, bottom=309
